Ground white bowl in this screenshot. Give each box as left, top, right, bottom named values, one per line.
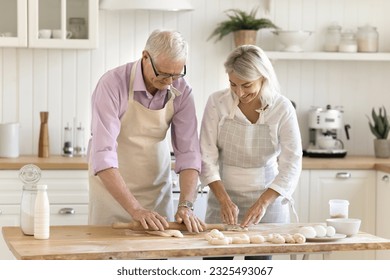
left=272, top=30, right=312, bottom=52
left=326, top=218, right=361, bottom=236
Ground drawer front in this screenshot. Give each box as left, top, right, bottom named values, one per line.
left=0, top=170, right=89, bottom=204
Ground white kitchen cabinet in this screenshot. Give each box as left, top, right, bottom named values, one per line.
left=28, top=0, right=98, bottom=49
left=0, top=170, right=89, bottom=260
left=376, top=171, right=390, bottom=260
left=309, top=169, right=376, bottom=260
left=0, top=0, right=28, bottom=47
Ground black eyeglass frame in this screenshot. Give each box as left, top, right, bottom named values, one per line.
left=148, top=54, right=186, bottom=80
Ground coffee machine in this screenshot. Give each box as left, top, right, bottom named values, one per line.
left=305, top=105, right=350, bottom=158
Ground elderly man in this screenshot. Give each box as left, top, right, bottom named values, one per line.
left=88, top=29, right=204, bottom=233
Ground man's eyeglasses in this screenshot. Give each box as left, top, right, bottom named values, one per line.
left=148, top=54, right=186, bottom=80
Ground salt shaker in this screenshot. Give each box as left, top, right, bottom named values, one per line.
left=74, top=123, right=86, bottom=157
left=357, top=25, right=379, bottom=52
left=19, top=164, right=41, bottom=235
left=34, top=184, right=50, bottom=240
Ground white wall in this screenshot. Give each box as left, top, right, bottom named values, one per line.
left=0, top=0, right=389, bottom=156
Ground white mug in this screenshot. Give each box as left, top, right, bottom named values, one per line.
left=38, top=29, right=52, bottom=39
left=52, top=29, right=72, bottom=39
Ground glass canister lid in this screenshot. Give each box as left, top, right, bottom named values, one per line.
left=19, top=164, right=41, bottom=185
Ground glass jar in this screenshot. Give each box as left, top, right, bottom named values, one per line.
left=69, top=17, right=87, bottom=39
left=19, top=164, right=41, bottom=236
left=338, top=31, right=357, bottom=53
left=324, top=24, right=342, bottom=52
left=357, top=25, right=378, bottom=52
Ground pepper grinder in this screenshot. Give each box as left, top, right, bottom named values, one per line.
left=38, top=111, right=49, bottom=158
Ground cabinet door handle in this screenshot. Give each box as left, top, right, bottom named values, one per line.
left=382, top=175, right=389, bottom=182
left=58, top=208, right=75, bottom=215
left=336, top=172, right=351, bottom=179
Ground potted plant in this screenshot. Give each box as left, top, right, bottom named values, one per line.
left=208, top=8, right=279, bottom=47
left=367, top=106, right=390, bottom=158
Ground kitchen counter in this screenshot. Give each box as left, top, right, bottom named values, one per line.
left=1, top=155, right=390, bottom=172
left=3, top=223, right=390, bottom=260
left=0, top=155, right=88, bottom=170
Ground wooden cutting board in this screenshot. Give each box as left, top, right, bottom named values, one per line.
left=3, top=223, right=390, bottom=260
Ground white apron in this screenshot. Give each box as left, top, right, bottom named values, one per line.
left=89, top=61, right=175, bottom=225
left=205, top=103, right=290, bottom=224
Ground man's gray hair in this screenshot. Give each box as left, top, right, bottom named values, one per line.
left=144, top=29, right=188, bottom=63
left=224, top=45, right=281, bottom=105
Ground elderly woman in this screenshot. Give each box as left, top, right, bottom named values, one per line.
left=200, top=45, right=302, bottom=259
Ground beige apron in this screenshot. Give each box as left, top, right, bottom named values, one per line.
left=205, top=103, right=290, bottom=224
left=89, top=60, right=175, bottom=225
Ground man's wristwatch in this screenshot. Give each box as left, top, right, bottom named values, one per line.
left=178, top=200, right=194, bottom=211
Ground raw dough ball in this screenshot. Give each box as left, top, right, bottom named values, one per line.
left=265, top=233, right=274, bottom=242
left=284, top=234, right=296, bottom=244
left=293, top=233, right=306, bottom=244
left=164, top=230, right=184, bottom=238
left=250, top=235, right=266, bottom=244
left=209, top=237, right=230, bottom=245
left=209, top=229, right=225, bottom=239
left=232, top=234, right=250, bottom=244
left=271, top=234, right=285, bottom=244
left=313, top=225, right=327, bottom=237
left=298, top=226, right=316, bottom=238
left=326, top=226, right=336, bottom=237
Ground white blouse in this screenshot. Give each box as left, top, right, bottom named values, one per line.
left=199, top=88, right=303, bottom=200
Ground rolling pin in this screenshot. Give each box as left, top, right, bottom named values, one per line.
left=112, top=221, right=245, bottom=231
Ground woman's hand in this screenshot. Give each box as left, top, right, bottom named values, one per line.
left=219, top=199, right=239, bottom=225
left=175, top=207, right=206, bottom=233
left=240, top=202, right=267, bottom=228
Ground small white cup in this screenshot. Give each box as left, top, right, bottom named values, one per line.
left=329, top=199, right=349, bottom=218
left=38, top=29, right=52, bottom=39
left=52, top=29, right=72, bottom=39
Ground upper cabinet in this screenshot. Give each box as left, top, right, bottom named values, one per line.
left=0, top=0, right=28, bottom=47
left=0, top=0, right=98, bottom=49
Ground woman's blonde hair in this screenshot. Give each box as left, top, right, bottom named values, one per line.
left=224, top=45, right=281, bottom=105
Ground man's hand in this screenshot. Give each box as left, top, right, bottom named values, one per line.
left=175, top=207, right=206, bottom=233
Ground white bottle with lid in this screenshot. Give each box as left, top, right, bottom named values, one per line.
left=34, top=184, right=50, bottom=239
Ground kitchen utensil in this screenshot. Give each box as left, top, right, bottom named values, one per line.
left=326, top=218, right=361, bottom=236
left=112, top=221, right=246, bottom=232
left=38, top=112, right=49, bottom=158
left=0, top=122, right=19, bottom=158
left=272, top=30, right=312, bottom=52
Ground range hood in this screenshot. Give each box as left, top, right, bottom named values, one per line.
left=99, top=0, right=194, bottom=11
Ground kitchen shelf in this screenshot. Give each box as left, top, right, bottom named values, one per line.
left=266, top=51, right=390, bottom=61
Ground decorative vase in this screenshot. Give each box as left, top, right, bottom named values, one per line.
left=374, top=139, right=390, bottom=158
left=233, top=30, right=257, bottom=47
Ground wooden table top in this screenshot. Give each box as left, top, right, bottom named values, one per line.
left=3, top=223, right=390, bottom=260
